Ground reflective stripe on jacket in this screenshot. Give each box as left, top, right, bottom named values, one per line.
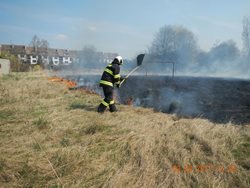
left=100, top=62, right=121, bottom=87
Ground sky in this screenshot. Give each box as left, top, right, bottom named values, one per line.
left=0, top=0, right=249, bottom=58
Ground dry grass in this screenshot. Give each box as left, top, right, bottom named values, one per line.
left=0, top=71, right=249, bottom=188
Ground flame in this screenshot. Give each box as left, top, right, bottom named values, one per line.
left=78, top=88, right=98, bottom=95
left=126, top=97, right=133, bottom=105
left=48, top=76, right=77, bottom=89
left=48, top=76, right=64, bottom=82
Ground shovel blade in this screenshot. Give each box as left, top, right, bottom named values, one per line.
left=137, top=54, right=145, bottom=66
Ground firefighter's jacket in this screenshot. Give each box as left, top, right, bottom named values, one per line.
left=99, top=62, right=121, bottom=87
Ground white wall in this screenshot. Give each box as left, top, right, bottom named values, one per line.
left=0, top=59, right=10, bottom=74
left=52, top=57, right=60, bottom=65
left=42, top=56, right=49, bottom=64
left=18, top=54, right=27, bottom=62
left=30, top=55, right=38, bottom=64
left=63, top=57, right=72, bottom=64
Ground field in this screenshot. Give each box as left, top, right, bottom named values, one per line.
left=0, top=72, right=249, bottom=187
left=118, top=75, right=250, bottom=125
left=70, top=75, right=250, bottom=125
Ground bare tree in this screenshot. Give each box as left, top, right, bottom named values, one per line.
left=40, top=39, right=49, bottom=48
left=30, top=35, right=40, bottom=51
left=242, top=17, right=250, bottom=56
left=148, top=25, right=198, bottom=70
left=30, top=35, right=49, bottom=51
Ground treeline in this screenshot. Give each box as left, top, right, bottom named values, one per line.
left=147, top=17, right=250, bottom=76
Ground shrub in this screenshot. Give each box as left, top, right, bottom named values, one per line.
left=0, top=51, right=30, bottom=72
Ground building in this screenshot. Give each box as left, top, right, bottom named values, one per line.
left=0, top=59, right=10, bottom=75
left=0, top=44, right=118, bottom=66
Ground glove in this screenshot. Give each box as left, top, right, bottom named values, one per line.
left=117, top=77, right=125, bottom=88
left=120, top=77, right=125, bottom=83
left=116, top=77, right=126, bottom=88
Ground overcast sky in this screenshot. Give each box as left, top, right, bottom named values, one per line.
left=0, top=0, right=249, bottom=58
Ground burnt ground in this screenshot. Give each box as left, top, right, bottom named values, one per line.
left=67, top=75, right=250, bottom=125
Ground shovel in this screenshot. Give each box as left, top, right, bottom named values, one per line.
left=120, top=54, right=145, bottom=86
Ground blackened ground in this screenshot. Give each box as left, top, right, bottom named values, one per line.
left=119, top=76, right=250, bottom=125
left=67, top=75, right=250, bottom=125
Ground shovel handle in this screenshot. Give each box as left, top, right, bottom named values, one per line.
left=119, top=54, right=145, bottom=87
left=120, top=66, right=140, bottom=86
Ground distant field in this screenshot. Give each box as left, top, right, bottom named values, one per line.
left=0, top=72, right=249, bottom=187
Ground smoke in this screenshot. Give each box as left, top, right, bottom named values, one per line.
left=181, top=40, right=250, bottom=79
left=130, top=85, right=200, bottom=116
left=65, top=45, right=104, bottom=76
left=134, top=54, right=175, bottom=76
left=118, top=75, right=250, bottom=124
left=47, top=23, right=250, bottom=124
left=159, top=87, right=200, bottom=116
left=146, top=25, right=250, bottom=79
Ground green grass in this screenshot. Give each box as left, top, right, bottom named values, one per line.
left=32, top=142, right=41, bottom=151
left=17, top=160, right=45, bottom=187
left=232, top=136, right=250, bottom=170
left=69, top=101, right=87, bottom=109
left=33, top=117, right=49, bottom=130
left=60, top=137, right=70, bottom=147
left=0, top=158, right=6, bottom=172
left=0, top=110, right=14, bottom=120
left=1, top=73, right=20, bottom=81
left=31, top=105, right=48, bottom=117
left=82, top=123, right=114, bottom=135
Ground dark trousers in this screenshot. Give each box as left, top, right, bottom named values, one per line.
left=97, top=86, right=117, bottom=112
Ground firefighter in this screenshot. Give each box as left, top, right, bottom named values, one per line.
left=97, top=56, right=124, bottom=113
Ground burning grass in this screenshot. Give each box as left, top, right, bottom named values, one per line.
left=0, top=71, right=249, bottom=187
left=48, top=76, right=77, bottom=89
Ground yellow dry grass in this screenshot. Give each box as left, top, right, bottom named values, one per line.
left=0, top=71, right=249, bottom=188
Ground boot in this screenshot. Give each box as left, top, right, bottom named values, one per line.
left=109, top=104, right=117, bottom=112
left=97, top=103, right=107, bottom=113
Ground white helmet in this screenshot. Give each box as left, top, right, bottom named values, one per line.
left=114, top=56, right=123, bottom=65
